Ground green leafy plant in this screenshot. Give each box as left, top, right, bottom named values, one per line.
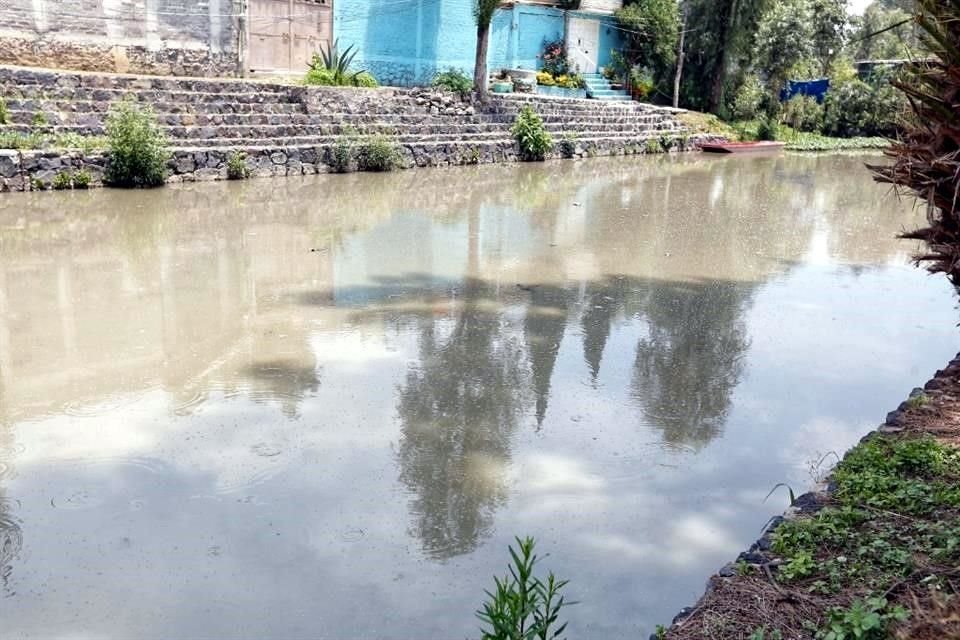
left=72, top=169, right=91, bottom=189
left=328, top=131, right=356, bottom=173
left=32, top=110, right=48, bottom=127
left=226, top=151, right=250, bottom=180
left=305, top=39, right=377, bottom=87
left=653, top=624, right=667, bottom=639
left=476, top=536, right=573, bottom=640
left=433, top=68, right=473, bottom=95
left=816, top=597, right=909, bottom=640
left=52, top=171, right=73, bottom=190
left=757, top=116, right=780, bottom=141
left=511, top=105, right=552, bottom=162
left=749, top=628, right=783, bottom=640
left=731, top=74, right=765, bottom=121
left=31, top=177, right=48, bottom=191
left=644, top=138, right=663, bottom=154
left=104, top=98, right=169, bottom=188
left=0, top=97, right=8, bottom=125
left=782, top=95, right=823, bottom=133
left=358, top=135, right=400, bottom=172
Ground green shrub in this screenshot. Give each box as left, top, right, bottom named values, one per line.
left=305, top=67, right=338, bottom=86
left=0, top=97, right=8, bottom=125
left=32, top=111, right=48, bottom=127
left=31, top=177, right=48, bottom=191
left=432, top=68, right=473, bottom=94
left=732, top=74, right=765, bottom=121
left=304, top=39, right=377, bottom=87
left=822, top=77, right=904, bottom=138
left=353, top=72, right=378, bottom=88
left=104, top=98, right=169, bottom=188
left=782, top=95, right=824, bottom=133
left=511, top=105, right=552, bottom=161
left=757, top=116, right=780, bottom=141
left=52, top=172, right=73, bottom=190
left=72, top=169, right=91, bottom=189
left=644, top=138, right=663, bottom=153
left=358, top=135, right=400, bottom=171
left=226, top=151, right=250, bottom=180
left=328, top=134, right=355, bottom=173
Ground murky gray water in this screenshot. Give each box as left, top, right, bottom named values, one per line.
left=0, top=154, right=956, bottom=639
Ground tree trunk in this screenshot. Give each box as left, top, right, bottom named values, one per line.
left=707, top=0, right=734, bottom=113
left=474, top=24, right=490, bottom=101
left=673, top=13, right=687, bottom=109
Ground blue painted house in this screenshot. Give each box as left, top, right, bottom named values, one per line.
left=334, top=0, right=626, bottom=86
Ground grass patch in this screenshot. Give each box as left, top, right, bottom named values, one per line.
left=766, top=436, right=960, bottom=636
left=0, top=130, right=108, bottom=153
left=676, top=111, right=740, bottom=140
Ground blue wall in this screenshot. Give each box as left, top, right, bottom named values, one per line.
left=334, top=0, right=567, bottom=86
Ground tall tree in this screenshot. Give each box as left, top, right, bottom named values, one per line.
left=473, top=0, right=500, bottom=99
left=754, top=0, right=816, bottom=91
left=810, top=0, right=848, bottom=73
left=615, top=0, right=680, bottom=88
left=681, top=0, right=769, bottom=112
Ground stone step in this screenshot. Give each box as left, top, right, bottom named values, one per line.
left=4, top=107, right=675, bottom=131
left=2, top=85, right=305, bottom=105
left=2, top=119, right=679, bottom=143
left=3, top=98, right=308, bottom=116
left=167, top=130, right=682, bottom=149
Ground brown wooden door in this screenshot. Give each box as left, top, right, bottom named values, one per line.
left=249, top=0, right=332, bottom=73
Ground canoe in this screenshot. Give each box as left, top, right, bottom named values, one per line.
left=701, top=141, right=786, bottom=154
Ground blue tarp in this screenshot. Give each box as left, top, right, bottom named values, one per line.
left=780, top=78, right=830, bottom=103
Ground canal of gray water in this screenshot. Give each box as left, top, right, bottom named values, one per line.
left=0, top=153, right=956, bottom=639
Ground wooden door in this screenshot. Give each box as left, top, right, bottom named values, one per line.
left=249, top=0, right=332, bottom=73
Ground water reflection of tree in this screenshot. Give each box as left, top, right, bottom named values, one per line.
left=631, top=281, right=754, bottom=448
left=396, top=212, right=529, bottom=560
left=396, top=279, right=528, bottom=559
left=524, top=284, right=572, bottom=429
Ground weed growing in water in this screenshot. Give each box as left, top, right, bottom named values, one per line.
left=476, top=536, right=573, bottom=640
left=644, top=138, right=663, bottom=154
left=72, top=169, right=91, bottom=189
left=226, top=151, right=250, bottom=180
left=358, top=136, right=400, bottom=172
left=104, top=98, right=169, bottom=188
left=52, top=171, right=73, bottom=190
left=511, top=105, right=553, bottom=161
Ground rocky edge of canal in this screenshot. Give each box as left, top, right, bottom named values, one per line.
left=659, top=353, right=960, bottom=640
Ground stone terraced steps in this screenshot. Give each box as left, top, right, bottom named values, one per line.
left=0, top=64, right=699, bottom=190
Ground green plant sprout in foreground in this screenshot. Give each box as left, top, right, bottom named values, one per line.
left=476, top=536, right=573, bottom=640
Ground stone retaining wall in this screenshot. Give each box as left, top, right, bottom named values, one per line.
left=0, top=135, right=721, bottom=193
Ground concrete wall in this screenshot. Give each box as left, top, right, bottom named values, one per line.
left=0, top=0, right=243, bottom=76
left=334, top=0, right=565, bottom=86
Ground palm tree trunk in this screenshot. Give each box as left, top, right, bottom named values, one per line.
left=474, top=23, right=490, bottom=100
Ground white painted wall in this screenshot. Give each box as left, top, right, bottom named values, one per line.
left=577, top=0, right=623, bottom=15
